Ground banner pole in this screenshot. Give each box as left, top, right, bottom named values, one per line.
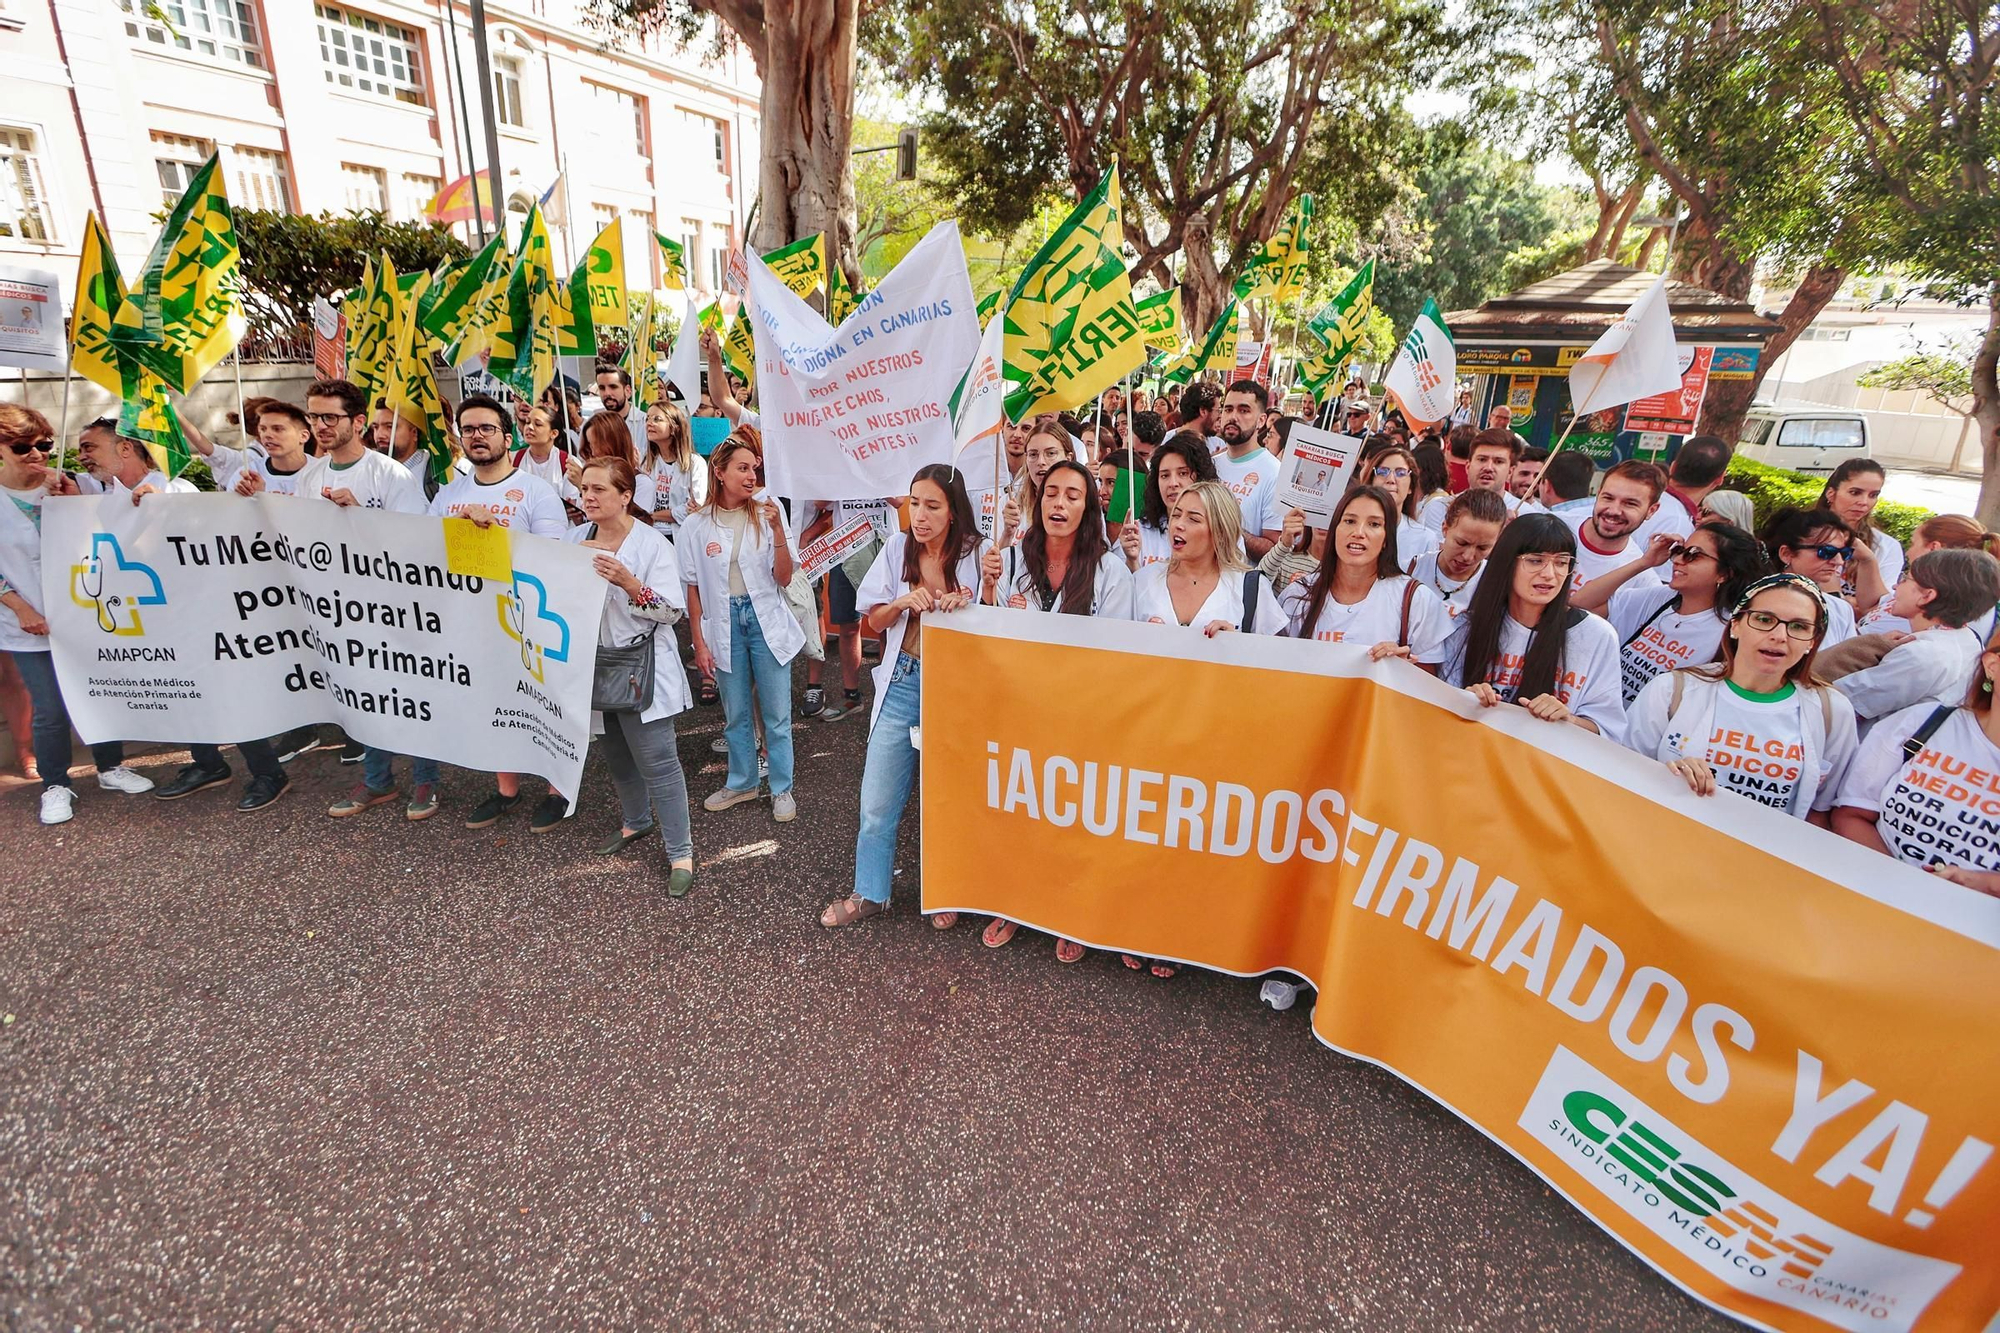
left=1542, top=413, right=1583, bottom=467
left=54, top=356, right=74, bottom=475
left=231, top=343, right=248, bottom=456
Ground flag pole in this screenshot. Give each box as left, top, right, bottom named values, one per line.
left=1123, top=374, right=1135, bottom=526
left=54, top=358, right=74, bottom=476
left=231, top=342, right=248, bottom=457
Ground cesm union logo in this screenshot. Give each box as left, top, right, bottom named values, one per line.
left=69, top=532, right=166, bottom=636
left=497, top=571, right=571, bottom=683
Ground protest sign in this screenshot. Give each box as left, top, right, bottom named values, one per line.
left=1272, top=425, right=1358, bottom=526
left=922, top=609, right=2000, bottom=1333
left=0, top=265, right=65, bottom=371
left=799, top=515, right=875, bottom=584
left=749, top=221, right=979, bottom=503
left=43, top=494, right=602, bottom=797
left=1626, top=345, right=1714, bottom=436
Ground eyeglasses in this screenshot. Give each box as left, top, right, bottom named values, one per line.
left=304, top=412, right=352, bottom=426
left=1372, top=466, right=1412, bottom=481
left=5, top=438, right=52, bottom=457
left=1741, top=608, right=1820, bottom=641
left=1668, top=543, right=1716, bottom=564
left=1518, top=553, right=1575, bottom=572
left=460, top=423, right=506, bottom=440
left=1804, top=544, right=1855, bottom=562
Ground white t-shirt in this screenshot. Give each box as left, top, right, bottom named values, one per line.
left=0, top=485, right=47, bottom=652
left=1837, top=703, right=2000, bottom=871
left=1632, top=495, right=1696, bottom=550
left=1859, top=594, right=1996, bottom=646
left=1821, top=592, right=1858, bottom=649
left=208, top=443, right=309, bottom=497
left=1130, top=563, right=1286, bottom=635
left=1561, top=509, right=1659, bottom=593
left=1417, top=486, right=1521, bottom=535
left=1408, top=550, right=1483, bottom=620
left=1607, top=582, right=1726, bottom=705
left=647, top=455, right=711, bottom=532
left=1834, top=624, right=1985, bottom=726
left=1211, top=447, right=1278, bottom=537
left=1439, top=609, right=1628, bottom=742
left=1627, top=672, right=1857, bottom=818
left=109, top=469, right=196, bottom=497
left=425, top=468, right=568, bottom=538
left=515, top=446, right=576, bottom=502
left=996, top=546, right=1133, bottom=618
left=1394, top=521, right=1439, bottom=573
left=397, top=450, right=472, bottom=485
left=1703, top=684, right=1813, bottom=811
left=296, top=449, right=428, bottom=514
left=1278, top=573, right=1450, bottom=663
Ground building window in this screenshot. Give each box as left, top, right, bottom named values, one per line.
left=230, top=147, right=291, bottom=212
left=588, top=83, right=647, bottom=157
left=397, top=172, right=442, bottom=222
left=119, top=0, right=264, bottom=70
left=0, top=127, right=54, bottom=242
left=624, top=208, right=654, bottom=283
left=341, top=163, right=388, bottom=214
left=709, top=241, right=726, bottom=294
left=681, top=111, right=726, bottom=169
left=153, top=132, right=214, bottom=205
left=680, top=219, right=701, bottom=290
left=492, top=54, right=525, bottom=128
left=315, top=4, right=426, bottom=107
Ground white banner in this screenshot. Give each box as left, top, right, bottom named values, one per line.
left=952, top=307, right=1009, bottom=541
left=42, top=494, right=604, bottom=795
left=750, top=221, right=979, bottom=503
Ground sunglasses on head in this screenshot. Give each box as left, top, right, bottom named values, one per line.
left=5, top=438, right=53, bottom=457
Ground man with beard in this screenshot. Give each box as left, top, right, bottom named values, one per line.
left=1212, top=380, right=1279, bottom=559
left=593, top=363, right=647, bottom=457
left=1560, top=459, right=1665, bottom=593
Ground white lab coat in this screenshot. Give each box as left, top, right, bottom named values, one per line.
left=995, top=546, right=1134, bottom=618
left=855, top=531, right=990, bottom=730
left=1625, top=670, right=1858, bottom=818
left=565, top=521, right=690, bottom=727
left=678, top=503, right=806, bottom=668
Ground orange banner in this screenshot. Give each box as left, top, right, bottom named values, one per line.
left=922, top=610, right=2000, bottom=1333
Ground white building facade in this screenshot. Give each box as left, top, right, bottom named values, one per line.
left=3, top=0, right=761, bottom=301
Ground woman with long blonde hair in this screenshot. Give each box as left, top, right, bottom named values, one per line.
left=639, top=400, right=708, bottom=542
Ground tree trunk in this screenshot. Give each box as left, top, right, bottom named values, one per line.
left=1971, top=282, right=2000, bottom=529
left=1180, top=213, right=1229, bottom=351
left=753, top=0, right=860, bottom=284
left=1696, top=262, right=1845, bottom=443
left=1602, top=177, right=1649, bottom=261
left=1635, top=224, right=1667, bottom=271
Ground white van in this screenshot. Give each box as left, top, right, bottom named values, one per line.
left=1736, top=404, right=1871, bottom=474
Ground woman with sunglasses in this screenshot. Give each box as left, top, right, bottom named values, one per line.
left=1572, top=521, right=1769, bottom=705
left=1819, top=458, right=1899, bottom=606
left=1760, top=507, right=1859, bottom=647
left=1439, top=514, right=1627, bottom=740
left=0, top=405, right=154, bottom=825
left=1833, top=548, right=2000, bottom=729
left=1833, top=629, right=2000, bottom=895
left=1627, top=574, right=1858, bottom=821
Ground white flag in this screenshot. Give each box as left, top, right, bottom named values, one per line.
left=1568, top=273, right=1682, bottom=416
left=952, top=306, right=1009, bottom=541
left=1383, top=297, right=1456, bottom=430
left=665, top=295, right=702, bottom=410
left=749, top=221, right=979, bottom=503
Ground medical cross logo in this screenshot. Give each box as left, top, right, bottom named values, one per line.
left=497, top=571, right=572, bottom=683
left=69, top=532, right=166, bottom=636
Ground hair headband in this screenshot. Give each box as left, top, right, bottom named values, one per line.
left=1728, top=572, right=1827, bottom=626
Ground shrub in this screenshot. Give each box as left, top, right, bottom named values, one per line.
left=1722, top=455, right=1928, bottom=543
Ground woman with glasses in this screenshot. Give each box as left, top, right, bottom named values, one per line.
left=0, top=404, right=154, bottom=825
left=1439, top=513, right=1627, bottom=740
left=1626, top=574, right=1858, bottom=820
left=1833, top=548, right=2000, bottom=728
left=1572, top=521, right=1769, bottom=705
left=1361, top=443, right=1437, bottom=572
left=1818, top=458, right=1899, bottom=606
left=1759, top=507, right=1860, bottom=647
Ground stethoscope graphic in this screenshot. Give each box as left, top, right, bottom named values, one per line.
left=503, top=581, right=539, bottom=674
left=76, top=555, right=125, bottom=634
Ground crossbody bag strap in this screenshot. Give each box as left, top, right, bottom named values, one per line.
left=1622, top=592, right=1683, bottom=648
left=1240, top=570, right=1260, bottom=633
left=1398, top=579, right=1419, bottom=648
left=1903, top=705, right=1955, bottom=760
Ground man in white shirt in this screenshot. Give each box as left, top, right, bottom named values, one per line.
left=75, top=418, right=198, bottom=502
left=1417, top=428, right=1525, bottom=533
left=593, top=364, right=648, bottom=457
left=207, top=400, right=315, bottom=498
left=1561, top=459, right=1666, bottom=592
left=286, top=379, right=428, bottom=514
left=1213, top=380, right=1280, bottom=559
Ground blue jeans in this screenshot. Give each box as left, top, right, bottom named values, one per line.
left=716, top=595, right=793, bottom=794
left=853, top=654, right=921, bottom=903
left=10, top=649, right=122, bottom=792
left=362, top=747, right=438, bottom=792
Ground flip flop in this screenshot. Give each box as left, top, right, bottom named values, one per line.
left=982, top=917, right=1018, bottom=948
left=1055, top=939, right=1086, bottom=965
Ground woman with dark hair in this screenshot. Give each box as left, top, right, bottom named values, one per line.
left=1818, top=458, right=1899, bottom=604
left=1281, top=485, right=1449, bottom=666
left=1120, top=430, right=1219, bottom=571
left=1572, top=521, right=1770, bottom=704
left=990, top=459, right=1132, bottom=617
left=1834, top=548, right=2000, bottom=727
left=1760, top=507, right=1860, bottom=646
left=571, top=411, right=658, bottom=514
left=1411, top=442, right=1451, bottom=513
left=1409, top=488, right=1505, bottom=619
left=999, top=420, right=1077, bottom=547
left=1857, top=514, right=2000, bottom=640
left=1439, top=513, right=1627, bottom=739
left=1835, top=627, right=2000, bottom=893
left=1627, top=574, right=1858, bottom=820
left=1357, top=441, right=1436, bottom=572
left=823, top=464, right=989, bottom=928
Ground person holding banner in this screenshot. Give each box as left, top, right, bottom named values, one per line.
left=1408, top=489, right=1506, bottom=620
left=1759, top=507, right=1861, bottom=647
left=1572, top=521, right=1768, bottom=705
left=1440, top=514, right=1627, bottom=740
left=638, top=401, right=707, bottom=544
left=1120, top=433, right=1219, bottom=572
left=291, top=380, right=427, bottom=515
left=0, top=404, right=156, bottom=824
left=1626, top=573, right=1859, bottom=818
left=1834, top=628, right=2000, bottom=891
left=821, top=465, right=988, bottom=929
left=681, top=436, right=803, bottom=822
left=1129, top=482, right=1286, bottom=636
left=1280, top=486, right=1450, bottom=665
left=567, top=456, right=697, bottom=896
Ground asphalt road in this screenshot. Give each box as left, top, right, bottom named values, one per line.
left=0, top=675, right=1739, bottom=1332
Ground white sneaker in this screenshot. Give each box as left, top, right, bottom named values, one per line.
left=96, top=766, right=155, bottom=795
left=703, top=786, right=761, bottom=812
left=772, top=791, right=796, bottom=822
left=708, top=735, right=729, bottom=754
left=40, top=786, right=76, bottom=825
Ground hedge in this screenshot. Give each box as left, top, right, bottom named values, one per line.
left=1721, top=455, right=1928, bottom=543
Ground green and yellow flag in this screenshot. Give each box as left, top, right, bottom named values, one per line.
left=1133, top=287, right=1184, bottom=351
left=1233, top=195, right=1313, bottom=304
left=117, top=378, right=193, bottom=480
left=827, top=263, right=862, bottom=324
left=383, top=283, right=455, bottom=484
left=561, top=256, right=597, bottom=359
left=1305, top=259, right=1375, bottom=359
left=696, top=302, right=724, bottom=333
left=489, top=204, right=563, bottom=402
left=71, top=214, right=139, bottom=401
left=762, top=233, right=827, bottom=299
left=422, top=234, right=507, bottom=353
left=975, top=289, right=1002, bottom=325
left=108, top=153, right=245, bottom=394
left=1162, top=299, right=1240, bottom=386
left=1002, top=166, right=1145, bottom=422
left=584, top=218, right=628, bottom=326
left=344, top=255, right=403, bottom=406
left=724, top=309, right=757, bottom=389
left=655, top=231, right=688, bottom=291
